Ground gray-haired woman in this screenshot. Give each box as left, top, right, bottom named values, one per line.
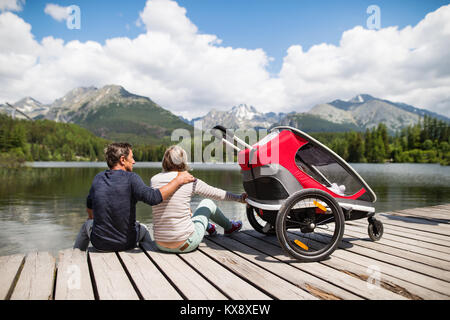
left=150, top=145, right=246, bottom=253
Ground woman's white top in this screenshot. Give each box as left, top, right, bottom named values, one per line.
left=150, top=171, right=241, bottom=242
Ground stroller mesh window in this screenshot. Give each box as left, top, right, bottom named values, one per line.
left=295, top=143, right=366, bottom=197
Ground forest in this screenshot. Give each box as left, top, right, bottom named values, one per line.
left=0, top=113, right=449, bottom=167
left=313, top=115, right=450, bottom=165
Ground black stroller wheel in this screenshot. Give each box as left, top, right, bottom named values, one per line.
left=275, top=189, right=345, bottom=262
left=368, top=218, right=384, bottom=241
left=246, top=206, right=276, bottom=235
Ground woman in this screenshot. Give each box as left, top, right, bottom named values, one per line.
left=150, top=145, right=246, bottom=253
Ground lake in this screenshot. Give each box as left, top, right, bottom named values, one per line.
left=0, top=162, right=449, bottom=256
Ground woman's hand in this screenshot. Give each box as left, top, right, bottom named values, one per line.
left=240, top=193, right=248, bottom=204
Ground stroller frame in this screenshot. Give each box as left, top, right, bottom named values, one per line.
left=212, top=125, right=384, bottom=262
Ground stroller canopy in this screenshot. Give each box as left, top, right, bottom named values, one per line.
left=238, top=126, right=376, bottom=203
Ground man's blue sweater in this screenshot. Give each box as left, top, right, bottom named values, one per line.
left=86, top=170, right=163, bottom=251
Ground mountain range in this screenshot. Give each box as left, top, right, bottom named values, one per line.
left=1, top=85, right=192, bottom=145
left=180, top=104, right=287, bottom=130
left=184, top=94, right=449, bottom=133
left=1, top=86, right=449, bottom=145
left=305, top=94, right=449, bottom=133
left=1, top=97, right=49, bottom=120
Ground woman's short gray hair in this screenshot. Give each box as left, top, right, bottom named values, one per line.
left=162, top=145, right=189, bottom=172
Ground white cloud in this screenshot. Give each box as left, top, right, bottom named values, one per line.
left=0, top=0, right=24, bottom=12
left=44, top=3, right=69, bottom=22
left=0, top=0, right=450, bottom=119
left=279, top=5, right=450, bottom=116
left=0, top=11, right=38, bottom=100
left=1, top=0, right=276, bottom=118
left=137, top=0, right=197, bottom=36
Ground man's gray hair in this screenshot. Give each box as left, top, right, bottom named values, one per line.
left=104, top=142, right=132, bottom=169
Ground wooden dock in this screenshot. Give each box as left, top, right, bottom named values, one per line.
left=1, top=204, right=450, bottom=300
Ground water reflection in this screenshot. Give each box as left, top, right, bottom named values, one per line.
left=0, top=163, right=448, bottom=256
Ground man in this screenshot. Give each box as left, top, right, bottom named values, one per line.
left=74, top=142, right=195, bottom=251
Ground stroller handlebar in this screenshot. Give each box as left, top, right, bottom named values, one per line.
left=211, top=125, right=253, bottom=150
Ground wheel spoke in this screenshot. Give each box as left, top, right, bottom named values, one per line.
left=277, top=191, right=344, bottom=262
left=316, top=217, right=335, bottom=226
left=285, top=218, right=309, bottom=226
left=247, top=206, right=275, bottom=235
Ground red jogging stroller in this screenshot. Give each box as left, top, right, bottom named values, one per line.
left=212, top=125, right=383, bottom=262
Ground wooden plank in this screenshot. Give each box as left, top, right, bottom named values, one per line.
left=333, top=246, right=450, bottom=296
left=349, top=219, right=450, bottom=247
left=434, top=204, right=450, bottom=208
left=381, top=212, right=450, bottom=231
left=179, top=249, right=271, bottom=300
left=54, top=249, right=94, bottom=300
left=390, top=211, right=450, bottom=224
left=347, top=221, right=450, bottom=255
left=211, top=232, right=368, bottom=300
left=341, top=229, right=450, bottom=270
left=346, top=220, right=450, bottom=247
left=319, top=251, right=449, bottom=300
left=419, top=207, right=450, bottom=217
left=346, top=221, right=450, bottom=254
left=233, top=232, right=404, bottom=300
left=117, top=249, right=182, bottom=300
left=211, top=234, right=365, bottom=300
left=0, top=254, right=25, bottom=300
left=400, top=207, right=450, bottom=214
left=379, top=214, right=450, bottom=235
left=433, top=204, right=450, bottom=212
left=141, top=242, right=227, bottom=300
left=295, top=230, right=450, bottom=282
left=261, top=228, right=450, bottom=295
left=88, top=251, right=139, bottom=300
left=291, top=230, right=450, bottom=296
left=200, top=238, right=318, bottom=300
left=342, top=224, right=450, bottom=265
left=10, top=252, right=56, bottom=300
left=401, top=205, right=450, bottom=213
left=402, top=205, right=450, bottom=214
left=245, top=230, right=450, bottom=300
left=394, top=207, right=450, bottom=220
left=206, top=235, right=360, bottom=300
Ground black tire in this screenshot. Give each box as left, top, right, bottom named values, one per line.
left=246, top=205, right=276, bottom=235
left=368, top=219, right=384, bottom=241
left=275, top=189, right=345, bottom=262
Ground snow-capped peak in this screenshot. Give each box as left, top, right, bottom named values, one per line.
left=349, top=94, right=375, bottom=104
left=13, top=97, right=44, bottom=113
left=232, top=104, right=259, bottom=120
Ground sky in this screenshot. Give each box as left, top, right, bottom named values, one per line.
left=1, top=0, right=449, bottom=119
